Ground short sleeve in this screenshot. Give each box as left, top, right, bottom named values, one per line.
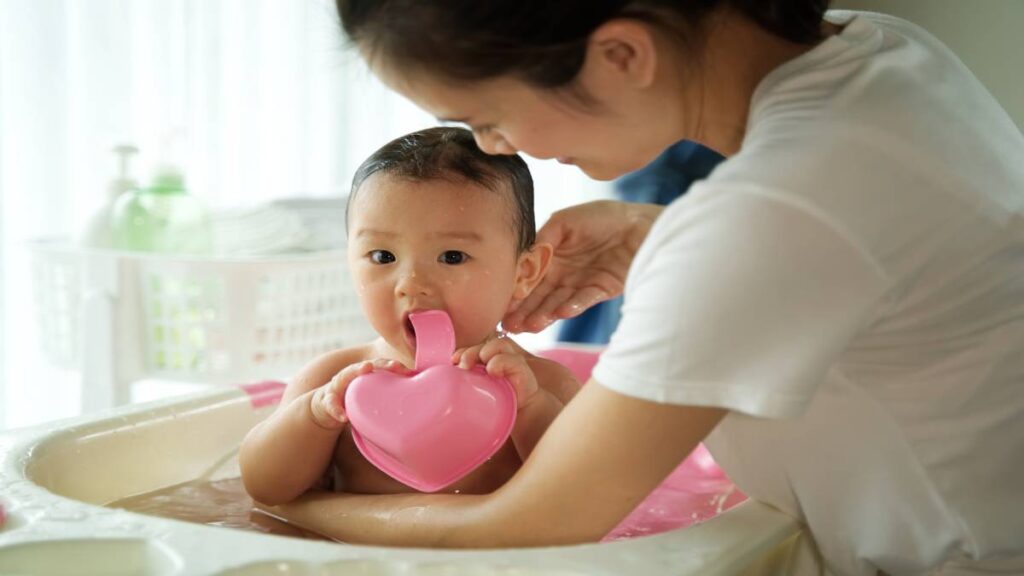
left=592, top=186, right=890, bottom=418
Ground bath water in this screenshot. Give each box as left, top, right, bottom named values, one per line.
left=109, top=476, right=330, bottom=541
left=107, top=444, right=746, bottom=543
left=111, top=351, right=745, bottom=541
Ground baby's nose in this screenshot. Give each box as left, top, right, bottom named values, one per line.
left=395, top=269, right=432, bottom=297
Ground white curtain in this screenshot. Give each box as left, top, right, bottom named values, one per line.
left=0, top=0, right=607, bottom=429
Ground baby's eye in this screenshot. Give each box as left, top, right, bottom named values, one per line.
left=439, top=251, right=468, bottom=265
left=369, top=250, right=396, bottom=264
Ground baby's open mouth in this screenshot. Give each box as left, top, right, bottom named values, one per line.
left=404, top=316, right=416, bottom=341
left=402, top=314, right=420, bottom=352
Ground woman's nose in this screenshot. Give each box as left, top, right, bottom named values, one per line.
left=474, top=130, right=516, bottom=156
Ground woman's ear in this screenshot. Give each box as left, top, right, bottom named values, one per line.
left=512, top=242, right=554, bottom=301
left=581, top=19, right=659, bottom=90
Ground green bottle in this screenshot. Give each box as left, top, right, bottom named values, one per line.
left=111, top=164, right=212, bottom=254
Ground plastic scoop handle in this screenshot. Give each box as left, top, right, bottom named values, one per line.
left=410, top=310, right=456, bottom=370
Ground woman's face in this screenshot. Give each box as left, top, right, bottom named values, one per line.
left=372, top=65, right=679, bottom=181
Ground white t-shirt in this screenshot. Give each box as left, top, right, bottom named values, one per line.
left=593, top=10, right=1024, bottom=576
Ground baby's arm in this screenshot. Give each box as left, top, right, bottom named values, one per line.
left=454, top=339, right=581, bottom=460
left=239, top=347, right=399, bottom=505
left=516, top=355, right=582, bottom=457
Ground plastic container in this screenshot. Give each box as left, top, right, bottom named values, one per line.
left=29, top=240, right=375, bottom=411
left=79, top=144, right=140, bottom=248
left=111, top=164, right=212, bottom=254
left=346, top=311, right=517, bottom=492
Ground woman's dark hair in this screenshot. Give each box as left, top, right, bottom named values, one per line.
left=348, top=127, right=535, bottom=252
left=337, top=0, right=830, bottom=89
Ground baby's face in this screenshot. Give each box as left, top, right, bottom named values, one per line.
left=347, top=174, right=524, bottom=364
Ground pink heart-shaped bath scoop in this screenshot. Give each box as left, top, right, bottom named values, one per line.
left=344, top=310, right=517, bottom=492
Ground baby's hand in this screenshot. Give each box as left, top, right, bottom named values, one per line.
left=453, top=337, right=541, bottom=412
left=309, top=359, right=410, bottom=430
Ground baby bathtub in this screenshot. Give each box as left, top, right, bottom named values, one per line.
left=0, top=382, right=804, bottom=575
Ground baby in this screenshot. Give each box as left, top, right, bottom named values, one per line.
left=240, top=127, right=581, bottom=505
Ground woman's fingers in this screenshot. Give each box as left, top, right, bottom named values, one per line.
left=505, top=201, right=651, bottom=334
left=552, top=285, right=611, bottom=319
left=503, top=278, right=558, bottom=333
left=508, top=280, right=615, bottom=333
left=534, top=211, right=571, bottom=244
left=520, top=285, right=578, bottom=332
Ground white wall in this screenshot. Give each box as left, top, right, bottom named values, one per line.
left=835, top=0, right=1023, bottom=129
left=0, top=1, right=603, bottom=430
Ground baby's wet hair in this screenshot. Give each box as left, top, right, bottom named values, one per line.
left=348, top=127, right=535, bottom=252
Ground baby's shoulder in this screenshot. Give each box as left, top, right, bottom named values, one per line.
left=304, top=340, right=387, bottom=373
left=286, top=341, right=382, bottom=396
left=526, top=354, right=582, bottom=404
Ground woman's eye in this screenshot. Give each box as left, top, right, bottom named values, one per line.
left=369, top=250, right=396, bottom=264
left=439, top=251, right=468, bottom=265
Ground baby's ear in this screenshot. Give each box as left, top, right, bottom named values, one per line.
left=512, top=242, right=553, bottom=300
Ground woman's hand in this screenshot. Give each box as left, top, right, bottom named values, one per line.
left=502, top=200, right=663, bottom=333
left=309, top=359, right=411, bottom=430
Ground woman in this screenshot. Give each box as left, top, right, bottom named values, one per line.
left=262, top=1, right=1024, bottom=574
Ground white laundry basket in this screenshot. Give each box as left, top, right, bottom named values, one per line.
left=30, top=239, right=375, bottom=411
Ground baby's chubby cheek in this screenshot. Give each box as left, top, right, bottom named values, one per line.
left=450, top=312, right=505, bottom=348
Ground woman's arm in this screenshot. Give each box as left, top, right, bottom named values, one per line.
left=259, top=379, right=725, bottom=547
